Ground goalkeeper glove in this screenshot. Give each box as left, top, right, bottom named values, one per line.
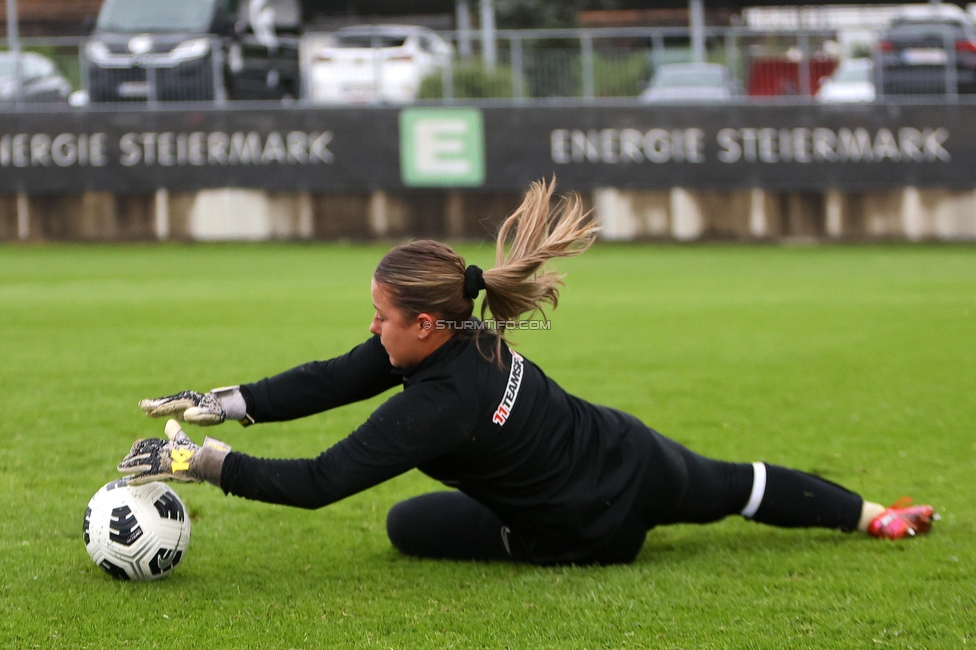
left=139, top=386, right=247, bottom=425
left=118, top=419, right=230, bottom=486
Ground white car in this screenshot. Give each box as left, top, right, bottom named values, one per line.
left=308, top=25, right=453, bottom=104
left=816, top=58, right=875, bottom=103
left=0, top=52, right=71, bottom=103
left=639, top=62, right=741, bottom=103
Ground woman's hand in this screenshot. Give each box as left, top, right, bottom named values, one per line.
left=139, top=386, right=245, bottom=425
left=118, top=419, right=230, bottom=486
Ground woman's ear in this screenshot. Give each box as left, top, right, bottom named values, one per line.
left=416, top=313, right=437, bottom=339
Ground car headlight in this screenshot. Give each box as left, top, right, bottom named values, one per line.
left=169, top=38, right=211, bottom=62
left=85, top=40, right=113, bottom=64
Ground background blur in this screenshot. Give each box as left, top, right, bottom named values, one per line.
left=2, top=4, right=974, bottom=648
left=2, top=0, right=976, bottom=242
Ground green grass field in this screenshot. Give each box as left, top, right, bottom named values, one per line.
left=1, top=243, right=974, bottom=649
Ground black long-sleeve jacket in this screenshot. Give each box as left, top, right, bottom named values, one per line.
left=223, top=333, right=657, bottom=560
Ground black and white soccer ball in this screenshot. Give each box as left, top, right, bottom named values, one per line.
left=83, top=479, right=191, bottom=581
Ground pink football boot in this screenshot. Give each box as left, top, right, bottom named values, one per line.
left=868, top=497, right=939, bottom=539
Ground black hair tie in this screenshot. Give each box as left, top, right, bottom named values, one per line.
left=464, top=265, right=486, bottom=299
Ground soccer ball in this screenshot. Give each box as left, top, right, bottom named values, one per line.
left=83, top=479, right=191, bottom=581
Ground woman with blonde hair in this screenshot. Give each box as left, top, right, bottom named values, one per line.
left=121, top=179, right=935, bottom=566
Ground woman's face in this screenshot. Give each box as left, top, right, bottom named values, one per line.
left=369, top=279, right=443, bottom=368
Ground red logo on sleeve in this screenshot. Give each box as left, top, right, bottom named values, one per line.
left=492, top=351, right=524, bottom=426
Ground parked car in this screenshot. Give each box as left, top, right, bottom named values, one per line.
left=640, top=62, right=741, bottom=103
left=84, top=0, right=300, bottom=102
left=876, top=3, right=976, bottom=96
left=0, top=51, right=71, bottom=103
left=226, top=0, right=301, bottom=100
left=816, top=58, right=875, bottom=103
left=308, top=25, right=453, bottom=104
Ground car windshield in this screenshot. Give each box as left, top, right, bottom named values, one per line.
left=888, top=21, right=968, bottom=39
left=832, top=62, right=872, bottom=83
left=654, top=67, right=724, bottom=88
left=0, top=54, right=55, bottom=80
left=333, top=34, right=408, bottom=49
left=0, top=55, right=17, bottom=77
left=96, top=0, right=217, bottom=33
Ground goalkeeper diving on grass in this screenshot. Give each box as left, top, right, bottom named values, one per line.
left=120, top=179, right=937, bottom=565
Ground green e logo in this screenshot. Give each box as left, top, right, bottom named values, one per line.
left=400, top=108, right=485, bottom=187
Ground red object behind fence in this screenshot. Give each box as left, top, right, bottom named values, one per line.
left=747, top=56, right=839, bottom=96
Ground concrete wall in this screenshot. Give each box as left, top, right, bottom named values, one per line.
left=594, top=187, right=976, bottom=242
left=2, top=187, right=975, bottom=242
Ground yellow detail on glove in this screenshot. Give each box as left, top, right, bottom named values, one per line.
left=170, top=448, right=195, bottom=472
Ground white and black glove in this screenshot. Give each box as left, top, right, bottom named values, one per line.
left=118, top=419, right=231, bottom=487
left=139, top=386, right=248, bottom=426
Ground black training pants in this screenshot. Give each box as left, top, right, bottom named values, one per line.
left=386, top=432, right=863, bottom=565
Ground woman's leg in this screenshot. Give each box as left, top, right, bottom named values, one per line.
left=386, top=491, right=512, bottom=561
left=741, top=462, right=863, bottom=530
left=387, top=492, right=646, bottom=565
left=645, top=433, right=864, bottom=532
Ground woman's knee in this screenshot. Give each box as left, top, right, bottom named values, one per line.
left=385, top=492, right=477, bottom=557
left=385, top=491, right=511, bottom=561
left=385, top=496, right=426, bottom=555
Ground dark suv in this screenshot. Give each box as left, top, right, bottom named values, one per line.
left=85, top=0, right=300, bottom=102
left=876, top=9, right=976, bottom=96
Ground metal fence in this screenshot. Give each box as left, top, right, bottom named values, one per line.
left=412, top=27, right=845, bottom=102
left=1, top=25, right=975, bottom=109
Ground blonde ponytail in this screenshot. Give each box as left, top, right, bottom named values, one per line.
left=373, top=177, right=597, bottom=363
left=480, top=177, right=597, bottom=359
